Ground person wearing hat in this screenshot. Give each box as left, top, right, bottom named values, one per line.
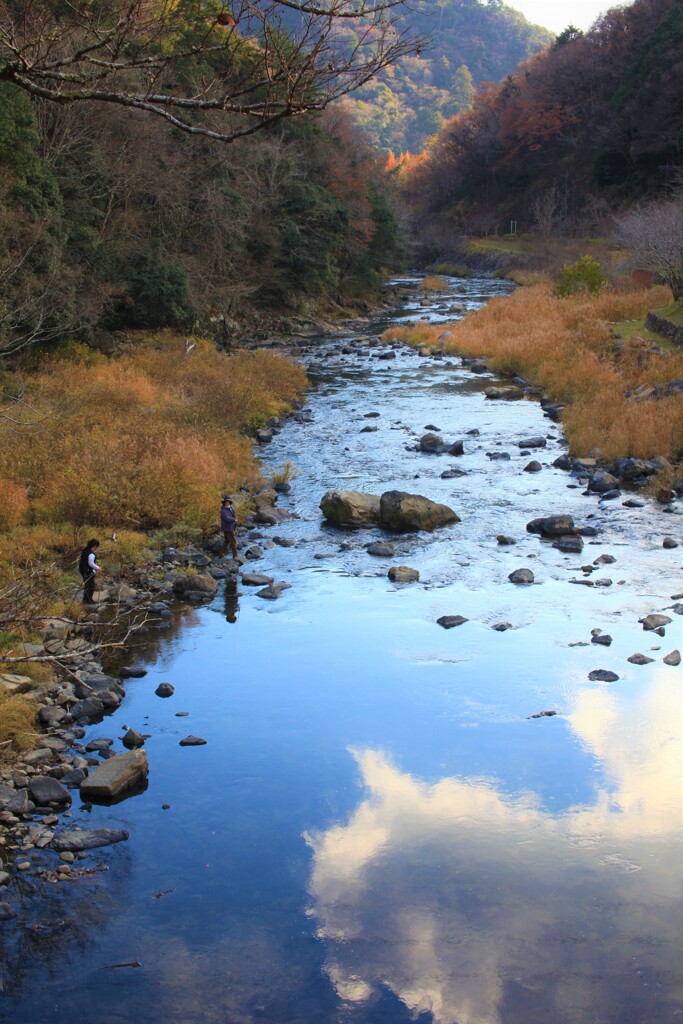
left=220, top=496, right=238, bottom=558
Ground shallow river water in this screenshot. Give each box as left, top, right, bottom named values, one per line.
left=2, top=278, right=682, bottom=1024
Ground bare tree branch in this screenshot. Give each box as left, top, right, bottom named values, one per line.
left=0, top=0, right=422, bottom=142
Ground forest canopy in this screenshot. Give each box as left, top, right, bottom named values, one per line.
left=399, top=0, right=683, bottom=245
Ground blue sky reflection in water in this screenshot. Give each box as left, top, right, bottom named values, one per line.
left=2, top=278, right=681, bottom=1024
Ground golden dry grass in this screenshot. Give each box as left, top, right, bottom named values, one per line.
left=0, top=691, right=38, bottom=753
left=419, top=275, right=450, bottom=292
left=385, top=285, right=683, bottom=461
left=0, top=333, right=307, bottom=532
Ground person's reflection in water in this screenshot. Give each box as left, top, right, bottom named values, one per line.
left=224, top=579, right=240, bottom=624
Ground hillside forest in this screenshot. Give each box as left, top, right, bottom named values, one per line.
left=399, top=0, right=683, bottom=247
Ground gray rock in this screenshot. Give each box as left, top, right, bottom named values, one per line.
left=588, top=470, right=619, bottom=493
left=613, top=457, right=657, bottom=480
left=28, top=777, right=71, bottom=806
left=663, top=650, right=681, bottom=666
left=588, top=669, right=619, bottom=682
left=447, top=440, right=465, bottom=456
left=485, top=386, right=524, bottom=400
left=594, top=553, right=616, bottom=564
left=241, top=573, right=275, bottom=586
left=52, top=828, right=129, bottom=852
left=663, top=537, right=679, bottom=549
left=80, top=750, right=148, bottom=799
left=0, top=871, right=10, bottom=886
left=388, top=566, right=420, bottom=583
left=122, top=729, right=145, bottom=749
left=0, top=903, right=18, bottom=920
left=69, top=697, right=105, bottom=721
left=518, top=436, right=546, bottom=448
left=38, top=706, right=67, bottom=728
left=628, top=653, right=655, bottom=665
left=437, top=615, right=469, bottom=629
left=179, top=735, right=207, bottom=746
left=526, top=515, right=577, bottom=537
left=256, top=584, right=290, bottom=599
left=419, top=432, right=444, bottom=452
left=155, top=683, right=175, bottom=698
left=527, top=710, right=557, bottom=719
left=486, top=451, right=510, bottom=460
left=623, top=498, right=646, bottom=508
left=120, top=666, right=147, bottom=679
left=508, top=568, right=534, bottom=585
left=591, top=634, right=613, bottom=647
left=441, top=468, right=467, bottom=479
left=319, top=490, right=380, bottom=526
left=641, top=613, right=672, bottom=631
left=366, top=542, right=396, bottom=557
left=497, top=535, right=516, bottom=545
left=23, top=747, right=54, bottom=765
left=379, top=491, right=460, bottom=533
left=60, top=768, right=87, bottom=788
left=552, top=535, right=584, bottom=553
left=492, top=622, right=513, bottom=631
left=524, top=461, right=542, bottom=473
left=172, top=573, right=218, bottom=597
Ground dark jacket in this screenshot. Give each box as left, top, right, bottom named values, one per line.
left=221, top=503, right=237, bottom=532
left=79, top=545, right=95, bottom=579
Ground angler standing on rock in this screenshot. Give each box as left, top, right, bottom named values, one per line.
left=79, top=538, right=102, bottom=605
left=220, top=496, right=238, bottom=559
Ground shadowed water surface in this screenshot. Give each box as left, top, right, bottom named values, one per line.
left=1, top=278, right=681, bottom=1024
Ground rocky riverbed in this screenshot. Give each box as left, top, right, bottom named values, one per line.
left=1, top=274, right=681, bottom=1024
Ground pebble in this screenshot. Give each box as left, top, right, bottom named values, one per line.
left=59, top=852, right=75, bottom=863
left=155, top=683, right=175, bottom=698
left=588, top=670, right=620, bottom=682
left=663, top=650, right=681, bottom=666
left=179, top=736, right=207, bottom=746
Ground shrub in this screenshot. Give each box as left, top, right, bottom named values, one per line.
left=554, top=255, right=607, bottom=297
left=420, top=275, right=450, bottom=292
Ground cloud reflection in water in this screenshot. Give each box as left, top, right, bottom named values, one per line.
left=305, top=672, right=682, bottom=1023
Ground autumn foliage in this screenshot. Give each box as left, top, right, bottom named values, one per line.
left=0, top=335, right=307, bottom=532
left=401, top=0, right=683, bottom=243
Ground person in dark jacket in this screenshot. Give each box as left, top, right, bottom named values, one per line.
left=78, top=538, right=101, bottom=605
left=220, top=496, right=238, bottom=558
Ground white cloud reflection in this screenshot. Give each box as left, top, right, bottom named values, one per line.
left=305, top=671, right=683, bottom=1023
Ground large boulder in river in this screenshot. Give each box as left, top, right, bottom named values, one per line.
left=320, top=490, right=381, bottom=526
left=526, top=515, right=578, bottom=537
left=379, top=491, right=460, bottom=533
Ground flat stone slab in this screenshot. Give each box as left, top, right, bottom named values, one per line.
left=241, top=573, right=275, bottom=586
left=51, top=828, right=129, bottom=852
left=80, top=750, right=149, bottom=799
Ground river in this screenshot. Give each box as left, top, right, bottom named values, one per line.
left=2, top=276, right=682, bottom=1024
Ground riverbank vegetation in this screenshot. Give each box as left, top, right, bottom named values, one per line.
left=1, top=333, right=306, bottom=535
left=385, top=284, right=683, bottom=463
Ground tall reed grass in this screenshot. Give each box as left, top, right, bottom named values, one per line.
left=385, top=285, right=683, bottom=461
